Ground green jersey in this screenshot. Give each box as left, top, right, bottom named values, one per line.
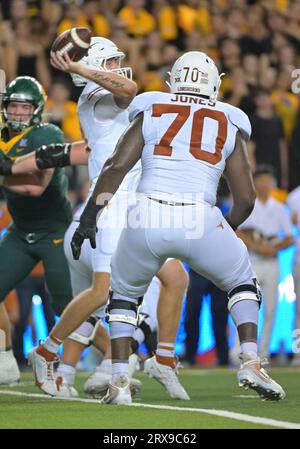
left=0, top=123, right=73, bottom=232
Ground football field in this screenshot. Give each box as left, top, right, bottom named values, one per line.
left=0, top=367, right=300, bottom=429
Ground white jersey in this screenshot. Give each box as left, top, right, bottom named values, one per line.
left=129, top=91, right=251, bottom=205
left=74, top=81, right=141, bottom=220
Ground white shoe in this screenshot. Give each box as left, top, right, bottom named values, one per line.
left=100, top=376, right=132, bottom=405
left=237, top=353, right=286, bottom=401
left=27, top=345, right=60, bottom=396
left=84, top=368, right=111, bottom=398
left=51, top=375, right=79, bottom=398
left=0, top=350, right=20, bottom=385
left=84, top=366, right=141, bottom=398
left=144, top=356, right=190, bottom=400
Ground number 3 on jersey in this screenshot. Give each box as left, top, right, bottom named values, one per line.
left=152, top=104, right=228, bottom=165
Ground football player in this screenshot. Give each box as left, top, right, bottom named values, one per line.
left=72, top=51, right=286, bottom=404
left=0, top=76, right=74, bottom=385
left=11, top=39, right=189, bottom=399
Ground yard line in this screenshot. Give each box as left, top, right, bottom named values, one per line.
left=0, top=389, right=299, bottom=429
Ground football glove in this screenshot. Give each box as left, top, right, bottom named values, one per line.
left=0, top=156, right=13, bottom=176
left=35, top=143, right=72, bottom=169
left=71, top=197, right=103, bottom=260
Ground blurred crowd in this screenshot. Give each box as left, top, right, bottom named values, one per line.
left=1, top=0, right=300, bottom=191
left=1, top=0, right=300, bottom=366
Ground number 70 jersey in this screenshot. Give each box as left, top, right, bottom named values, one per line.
left=129, top=91, right=251, bottom=206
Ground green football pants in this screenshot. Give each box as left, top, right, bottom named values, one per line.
left=0, top=225, right=73, bottom=316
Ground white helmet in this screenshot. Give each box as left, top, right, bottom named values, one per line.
left=71, top=37, right=132, bottom=87
left=169, top=51, right=223, bottom=101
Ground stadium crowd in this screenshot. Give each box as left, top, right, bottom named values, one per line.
left=1, top=0, right=300, bottom=368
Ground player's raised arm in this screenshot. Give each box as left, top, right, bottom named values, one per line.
left=70, top=113, right=144, bottom=260
left=223, top=131, right=256, bottom=229
left=50, top=51, right=137, bottom=108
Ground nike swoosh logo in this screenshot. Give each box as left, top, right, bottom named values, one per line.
left=53, top=239, right=63, bottom=245
left=16, top=148, right=25, bottom=153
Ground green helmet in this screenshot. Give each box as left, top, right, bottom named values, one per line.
left=2, top=76, right=47, bottom=132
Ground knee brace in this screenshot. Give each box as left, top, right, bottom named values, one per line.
left=68, top=316, right=100, bottom=346
left=105, top=292, right=143, bottom=339
left=227, top=279, right=262, bottom=312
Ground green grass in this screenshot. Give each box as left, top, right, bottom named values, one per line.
left=0, top=367, right=299, bottom=429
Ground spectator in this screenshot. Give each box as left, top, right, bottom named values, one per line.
left=118, top=0, right=156, bottom=38
left=5, top=17, right=51, bottom=89
left=44, top=79, right=82, bottom=142
left=249, top=88, right=289, bottom=188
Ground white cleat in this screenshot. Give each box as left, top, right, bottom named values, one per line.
left=237, top=354, right=286, bottom=401
left=144, top=356, right=190, bottom=400
left=52, top=375, right=79, bottom=398
left=84, top=368, right=112, bottom=398
left=84, top=366, right=141, bottom=398
left=27, top=345, right=60, bottom=396
left=0, top=350, right=20, bottom=385
left=100, top=376, right=132, bottom=405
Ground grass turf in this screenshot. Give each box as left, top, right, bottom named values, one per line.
left=0, top=367, right=299, bottom=429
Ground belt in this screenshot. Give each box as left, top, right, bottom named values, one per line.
left=148, top=197, right=195, bottom=206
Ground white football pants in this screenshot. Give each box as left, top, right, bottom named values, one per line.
left=111, top=197, right=255, bottom=298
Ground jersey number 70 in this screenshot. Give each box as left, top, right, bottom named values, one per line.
left=152, top=104, right=228, bottom=165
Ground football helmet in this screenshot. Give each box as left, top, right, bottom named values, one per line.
left=169, top=51, right=223, bottom=102
left=71, top=37, right=132, bottom=87
left=2, top=76, right=46, bottom=132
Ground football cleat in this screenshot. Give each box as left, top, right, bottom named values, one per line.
left=0, top=350, right=20, bottom=385
left=84, top=366, right=112, bottom=398
left=27, top=344, right=60, bottom=396
left=52, top=375, right=79, bottom=398
left=100, top=376, right=132, bottom=405
left=237, top=353, right=286, bottom=401
left=144, top=356, right=190, bottom=400
left=84, top=364, right=141, bottom=398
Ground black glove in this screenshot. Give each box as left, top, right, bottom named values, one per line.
left=35, top=143, right=71, bottom=169
left=0, top=156, right=13, bottom=176
left=71, top=197, right=103, bottom=260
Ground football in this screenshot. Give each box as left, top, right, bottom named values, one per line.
left=51, top=27, right=92, bottom=62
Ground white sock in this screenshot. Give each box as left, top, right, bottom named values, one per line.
left=96, top=358, right=112, bottom=373
left=43, top=335, right=61, bottom=354
left=241, top=342, right=258, bottom=361
left=57, top=363, right=76, bottom=385
left=112, top=362, right=129, bottom=383
left=156, top=342, right=175, bottom=359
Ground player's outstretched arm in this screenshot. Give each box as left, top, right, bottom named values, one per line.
left=70, top=113, right=144, bottom=260
left=223, top=131, right=256, bottom=229
left=2, top=169, right=54, bottom=196
left=50, top=52, right=137, bottom=108
left=0, top=141, right=88, bottom=176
